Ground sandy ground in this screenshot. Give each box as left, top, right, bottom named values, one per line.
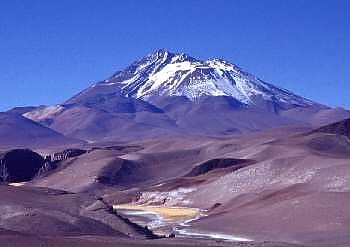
left=3, top=123, right=350, bottom=246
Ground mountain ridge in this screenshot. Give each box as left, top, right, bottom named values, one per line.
left=9, top=49, right=350, bottom=143
left=68, top=49, right=320, bottom=109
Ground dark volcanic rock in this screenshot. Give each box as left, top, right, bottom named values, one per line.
left=313, top=118, right=350, bottom=138
left=51, top=148, right=87, bottom=161
left=0, top=149, right=45, bottom=182
left=97, top=159, right=146, bottom=186
left=36, top=149, right=87, bottom=179
left=185, top=158, right=254, bottom=177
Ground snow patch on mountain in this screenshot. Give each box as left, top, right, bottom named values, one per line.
left=78, top=49, right=318, bottom=107
left=24, top=105, right=65, bottom=122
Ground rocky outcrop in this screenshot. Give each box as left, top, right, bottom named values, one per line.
left=51, top=148, right=87, bottom=162
left=185, top=158, right=254, bottom=177
left=0, top=149, right=44, bottom=182
left=36, top=149, right=87, bottom=178
left=312, top=118, right=350, bottom=138
left=0, top=148, right=87, bottom=182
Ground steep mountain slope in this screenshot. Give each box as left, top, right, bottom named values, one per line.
left=0, top=113, right=82, bottom=150
left=7, top=106, right=37, bottom=115
left=68, top=49, right=318, bottom=109
left=24, top=104, right=178, bottom=142
left=22, top=49, right=350, bottom=142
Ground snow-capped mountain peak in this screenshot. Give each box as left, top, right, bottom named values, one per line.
left=73, top=49, right=317, bottom=107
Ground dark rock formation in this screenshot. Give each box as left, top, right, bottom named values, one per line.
left=0, top=149, right=45, bottom=182
left=185, top=158, right=254, bottom=177
left=36, top=149, right=87, bottom=178
left=97, top=159, right=145, bottom=186
left=51, top=148, right=87, bottom=161
left=313, top=118, right=350, bottom=138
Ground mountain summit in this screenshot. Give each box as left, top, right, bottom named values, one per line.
left=19, top=49, right=350, bottom=143
left=67, top=49, right=317, bottom=108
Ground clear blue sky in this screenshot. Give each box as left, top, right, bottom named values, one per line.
left=1, top=0, right=349, bottom=111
